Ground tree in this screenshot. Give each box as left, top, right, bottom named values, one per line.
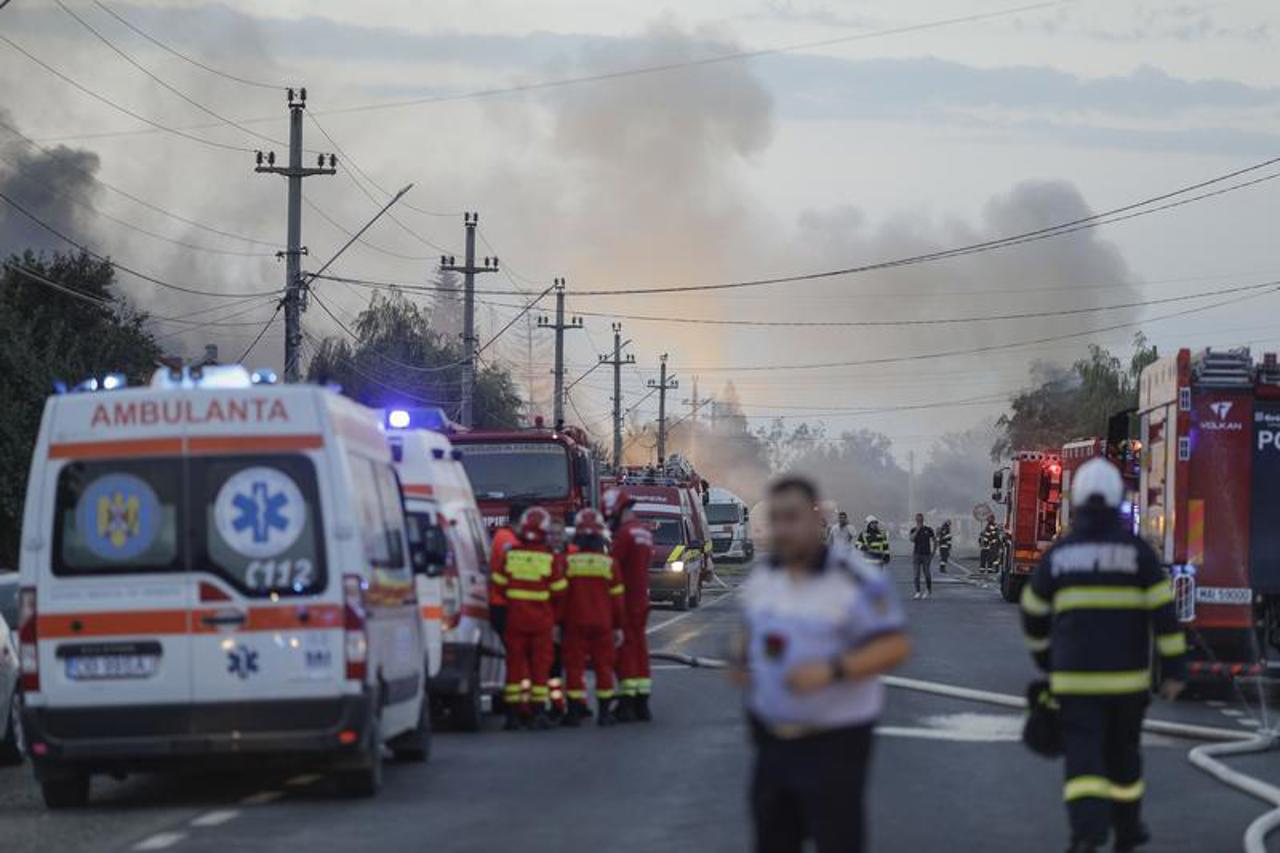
left=917, top=423, right=1000, bottom=516
left=0, top=250, right=166, bottom=564
left=993, top=334, right=1157, bottom=459
left=306, top=291, right=522, bottom=428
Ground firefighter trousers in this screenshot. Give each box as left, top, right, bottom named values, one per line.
left=563, top=625, right=617, bottom=701
left=1059, top=694, right=1148, bottom=846
left=617, top=608, right=651, bottom=697
left=503, top=627, right=554, bottom=713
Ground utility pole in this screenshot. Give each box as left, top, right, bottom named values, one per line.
left=598, top=322, right=635, bottom=471
left=253, top=87, right=335, bottom=382
left=536, top=278, right=582, bottom=430
left=441, top=213, right=499, bottom=428
left=648, top=354, right=679, bottom=465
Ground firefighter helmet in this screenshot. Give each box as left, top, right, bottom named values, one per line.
left=601, top=487, right=634, bottom=520
left=1070, top=457, right=1124, bottom=508
left=517, top=506, right=553, bottom=543
left=865, top=515, right=879, bottom=525
left=573, top=507, right=607, bottom=537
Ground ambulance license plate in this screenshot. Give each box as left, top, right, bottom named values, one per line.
left=66, top=655, right=157, bottom=680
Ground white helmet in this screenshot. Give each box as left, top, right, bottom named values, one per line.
left=865, top=515, right=879, bottom=525
left=1070, top=458, right=1124, bottom=509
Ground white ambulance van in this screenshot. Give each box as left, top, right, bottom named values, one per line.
left=385, top=408, right=504, bottom=731
left=17, top=366, right=429, bottom=808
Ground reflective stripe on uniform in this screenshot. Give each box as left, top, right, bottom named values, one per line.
left=1110, top=780, right=1145, bottom=802
left=634, top=677, right=652, bottom=695
left=667, top=545, right=686, bottom=563
left=507, top=588, right=550, bottom=602
left=566, top=552, right=614, bottom=578
left=1024, top=634, right=1051, bottom=652
left=1064, top=776, right=1113, bottom=802
left=490, top=572, right=509, bottom=586
left=530, top=685, right=550, bottom=698
left=505, top=550, right=554, bottom=581
left=609, top=584, right=625, bottom=596
left=1050, top=669, right=1150, bottom=695
left=596, top=689, right=615, bottom=699
left=549, top=578, right=568, bottom=592
left=567, top=689, right=586, bottom=700
left=1020, top=585, right=1052, bottom=616
left=1156, top=632, right=1187, bottom=656
left=1053, top=586, right=1146, bottom=612
left=1146, top=580, right=1174, bottom=608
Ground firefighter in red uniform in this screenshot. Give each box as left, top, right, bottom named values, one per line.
left=561, top=508, right=626, bottom=727
left=487, top=503, right=530, bottom=641
left=491, top=507, right=567, bottom=730
left=604, top=488, right=655, bottom=722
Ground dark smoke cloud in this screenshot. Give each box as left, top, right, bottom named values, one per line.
left=0, top=109, right=102, bottom=257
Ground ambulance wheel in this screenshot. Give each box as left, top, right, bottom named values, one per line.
left=40, top=772, right=90, bottom=809
left=449, top=667, right=484, bottom=733
left=336, top=714, right=384, bottom=797
left=390, top=696, right=432, bottom=763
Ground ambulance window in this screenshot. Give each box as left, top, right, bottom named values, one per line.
left=349, top=458, right=407, bottom=572
left=53, top=459, right=183, bottom=576
left=196, top=456, right=325, bottom=597
left=373, top=463, right=409, bottom=575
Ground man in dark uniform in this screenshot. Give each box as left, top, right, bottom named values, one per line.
left=937, top=519, right=952, bottom=573
left=979, top=517, right=1001, bottom=571
left=1021, top=458, right=1186, bottom=853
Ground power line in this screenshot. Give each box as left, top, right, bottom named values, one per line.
left=237, top=304, right=282, bottom=363
left=301, top=197, right=436, bottom=262
left=89, top=0, right=287, bottom=90
left=0, top=187, right=282, bottom=298
left=309, top=290, right=463, bottom=374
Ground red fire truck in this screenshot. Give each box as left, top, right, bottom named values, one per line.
left=1138, top=347, right=1280, bottom=683
left=1059, top=413, right=1143, bottom=531
left=991, top=451, right=1063, bottom=602
left=451, top=419, right=601, bottom=530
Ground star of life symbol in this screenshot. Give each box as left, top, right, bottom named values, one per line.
left=226, top=644, right=259, bottom=680
left=214, top=467, right=305, bottom=558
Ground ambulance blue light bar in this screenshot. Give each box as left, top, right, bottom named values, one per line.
left=382, top=406, right=458, bottom=433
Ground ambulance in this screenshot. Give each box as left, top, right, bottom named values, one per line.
left=17, top=366, right=429, bottom=808
left=385, top=408, right=505, bottom=731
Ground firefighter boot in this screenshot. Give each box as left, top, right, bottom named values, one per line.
left=614, top=696, right=638, bottom=723
left=597, top=698, right=619, bottom=727
left=634, top=694, right=653, bottom=722
left=1114, top=824, right=1150, bottom=852
left=561, top=700, right=590, bottom=727
left=529, top=708, right=554, bottom=731
left=503, top=708, right=523, bottom=731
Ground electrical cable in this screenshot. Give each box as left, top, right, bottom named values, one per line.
left=0, top=188, right=283, bottom=298
left=475, top=282, right=556, bottom=357
left=309, top=290, right=463, bottom=374
left=236, top=303, right=282, bottom=363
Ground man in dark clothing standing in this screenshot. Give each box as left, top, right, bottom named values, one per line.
left=908, top=514, right=936, bottom=600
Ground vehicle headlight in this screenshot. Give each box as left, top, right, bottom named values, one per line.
left=668, top=560, right=685, bottom=573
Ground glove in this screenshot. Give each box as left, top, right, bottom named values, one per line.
left=613, top=629, right=625, bottom=648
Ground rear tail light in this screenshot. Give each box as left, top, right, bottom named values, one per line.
left=18, top=587, right=38, bottom=692
left=342, top=575, right=368, bottom=682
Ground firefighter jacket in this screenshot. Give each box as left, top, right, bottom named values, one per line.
left=489, top=526, right=520, bottom=609
left=564, top=540, right=626, bottom=631
left=938, top=522, right=952, bottom=551
left=856, top=526, right=890, bottom=562
left=1020, top=508, right=1187, bottom=696
left=492, top=544, right=567, bottom=632
left=979, top=523, right=1002, bottom=550
left=612, top=518, right=654, bottom=619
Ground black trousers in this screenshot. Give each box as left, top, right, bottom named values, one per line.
left=751, top=720, right=874, bottom=853
left=1059, top=694, right=1149, bottom=846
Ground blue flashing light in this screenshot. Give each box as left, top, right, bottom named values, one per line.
left=251, top=369, right=278, bottom=385
left=101, top=373, right=126, bottom=391
left=384, top=406, right=451, bottom=432
left=388, top=409, right=412, bottom=429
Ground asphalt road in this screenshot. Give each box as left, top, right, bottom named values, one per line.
left=2, top=546, right=1277, bottom=853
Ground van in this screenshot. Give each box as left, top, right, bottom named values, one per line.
left=17, top=367, right=429, bottom=808
left=628, top=486, right=710, bottom=610
left=385, top=411, right=505, bottom=731
left=705, top=488, right=754, bottom=562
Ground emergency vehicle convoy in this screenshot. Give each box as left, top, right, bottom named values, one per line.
left=1136, top=348, right=1280, bottom=684
left=451, top=419, right=600, bottom=531
left=385, top=409, right=504, bottom=731
left=991, top=450, right=1063, bottom=602
left=617, top=456, right=714, bottom=611
left=17, top=366, right=432, bottom=808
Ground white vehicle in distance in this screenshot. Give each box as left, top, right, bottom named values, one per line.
left=18, top=366, right=430, bottom=808
left=705, top=488, right=754, bottom=562
left=385, top=407, right=505, bottom=731
left=0, top=572, right=22, bottom=765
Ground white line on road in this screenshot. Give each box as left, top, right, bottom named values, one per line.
left=133, top=833, right=187, bottom=851
left=190, top=809, right=240, bottom=828
left=646, top=591, right=735, bottom=635
left=285, top=773, right=323, bottom=787
left=875, top=725, right=1021, bottom=743
left=240, top=790, right=284, bottom=805
left=1222, top=708, right=1246, bottom=717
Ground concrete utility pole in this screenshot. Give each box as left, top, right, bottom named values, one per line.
left=253, top=87, right=335, bottom=382
left=599, top=322, right=635, bottom=471
left=537, top=278, right=582, bottom=430
left=648, top=354, right=679, bottom=464
left=440, top=213, right=498, bottom=427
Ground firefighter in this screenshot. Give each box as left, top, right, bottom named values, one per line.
left=492, top=506, right=568, bottom=731
left=561, top=508, right=626, bottom=727
left=856, top=515, right=890, bottom=566
left=488, top=502, right=531, bottom=638
left=1020, top=458, right=1186, bottom=853
left=937, top=519, right=953, bottom=573
left=979, top=517, right=1001, bottom=571
left=604, top=487, right=655, bottom=722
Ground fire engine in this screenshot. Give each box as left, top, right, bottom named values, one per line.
left=991, top=451, right=1063, bottom=602
left=1137, top=347, right=1280, bottom=683
left=1059, top=412, right=1143, bottom=531
left=450, top=418, right=600, bottom=530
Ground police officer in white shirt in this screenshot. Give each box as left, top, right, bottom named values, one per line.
left=733, top=476, right=912, bottom=853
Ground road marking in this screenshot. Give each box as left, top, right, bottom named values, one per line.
left=1221, top=708, right=1245, bottom=717
left=240, top=790, right=284, bottom=805
left=134, top=833, right=186, bottom=851
left=1207, top=700, right=1227, bottom=708
left=285, top=773, right=323, bottom=787
left=190, top=809, right=240, bottom=827
left=646, top=591, right=735, bottom=635
left=1237, top=719, right=1262, bottom=728
left=876, top=725, right=1021, bottom=743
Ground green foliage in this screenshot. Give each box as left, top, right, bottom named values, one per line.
left=993, top=334, right=1157, bottom=460
left=0, top=251, right=165, bottom=565
left=305, top=290, right=522, bottom=428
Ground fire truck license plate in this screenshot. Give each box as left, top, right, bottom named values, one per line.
left=66, top=655, right=158, bottom=680
left=1194, top=587, right=1253, bottom=605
